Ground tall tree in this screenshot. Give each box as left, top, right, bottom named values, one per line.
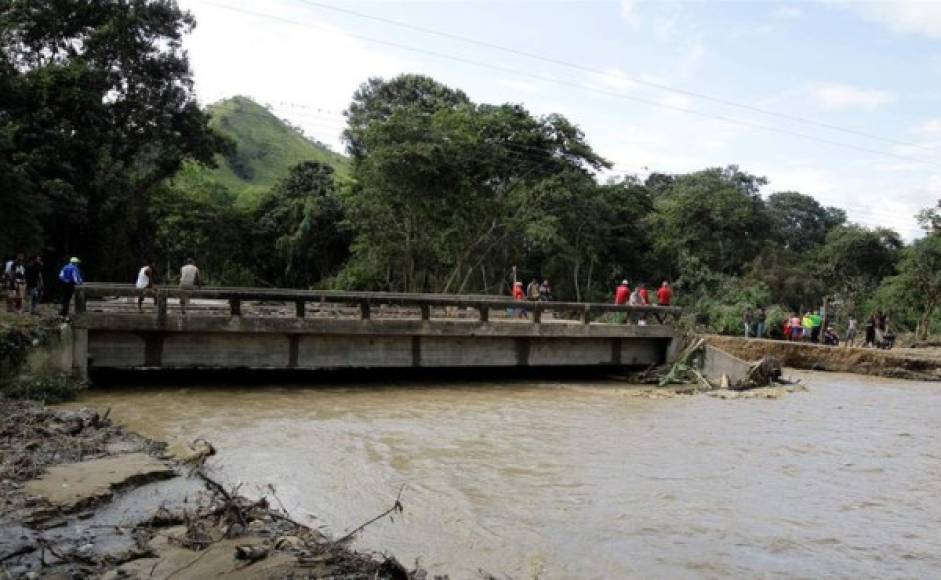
left=767, top=191, right=846, bottom=253
left=254, top=161, right=349, bottom=288
left=342, top=74, right=470, bottom=161
left=651, top=166, right=771, bottom=275
left=0, top=0, right=226, bottom=275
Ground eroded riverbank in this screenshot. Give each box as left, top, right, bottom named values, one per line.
left=0, top=400, right=420, bottom=579
left=53, top=372, right=941, bottom=578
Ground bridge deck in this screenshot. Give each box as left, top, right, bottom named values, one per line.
left=70, top=285, right=681, bottom=377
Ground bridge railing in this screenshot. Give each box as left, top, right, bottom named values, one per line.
left=75, top=284, right=682, bottom=325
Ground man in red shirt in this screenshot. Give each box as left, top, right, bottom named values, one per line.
left=614, top=280, right=630, bottom=305
left=638, top=283, right=650, bottom=305
left=656, top=281, right=673, bottom=306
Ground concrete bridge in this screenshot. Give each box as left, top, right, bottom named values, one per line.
left=69, top=284, right=682, bottom=379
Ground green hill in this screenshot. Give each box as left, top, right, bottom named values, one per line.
left=173, top=95, right=350, bottom=205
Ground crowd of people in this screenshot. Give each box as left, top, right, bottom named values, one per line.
left=2, top=255, right=206, bottom=318
left=741, top=306, right=896, bottom=349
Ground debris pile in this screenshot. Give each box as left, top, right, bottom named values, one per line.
left=0, top=398, right=428, bottom=579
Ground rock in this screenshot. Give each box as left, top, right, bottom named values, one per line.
left=234, top=544, right=268, bottom=562
left=274, top=535, right=304, bottom=550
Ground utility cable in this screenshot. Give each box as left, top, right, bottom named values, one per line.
left=194, top=0, right=941, bottom=170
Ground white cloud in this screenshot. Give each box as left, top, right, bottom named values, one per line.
left=763, top=167, right=835, bottom=195
left=772, top=5, right=803, bottom=20
left=178, top=0, right=408, bottom=150
left=620, top=0, right=638, bottom=25
left=807, top=82, right=896, bottom=110
left=659, top=94, right=691, bottom=110
left=832, top=0, right=941, bottom=39
left=913, top=118, right=941, bottom=134
left=502, top=79, right=540, bottom=94
left=596, top=68, right=637, bottom=91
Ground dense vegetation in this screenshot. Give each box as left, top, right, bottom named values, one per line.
left=2, top=2, right=938, bottom=338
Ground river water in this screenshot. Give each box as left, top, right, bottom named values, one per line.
left=71, top=372, right=941, bottom=579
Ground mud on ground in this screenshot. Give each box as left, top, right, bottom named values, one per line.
left=704, top=336, right=941, bottom=382
left=0, top=399, right=427, bottom=579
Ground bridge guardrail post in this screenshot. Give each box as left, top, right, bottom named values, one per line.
left=478, top=305, right=489, bottom=322
left=156, top=291, right=168, bottom=322
left=295, top=300, right=305, bottom=318
left=229, top=298, right=241, bottom=316
left=581, top=304, right=590, bottom=325
left=420, top=304, right=430, bottom=321
left=360, top=301, right=371, bottom=319
left=532, top=303, right=542, bottom=324
left=74, top=286, right=86, bottom=314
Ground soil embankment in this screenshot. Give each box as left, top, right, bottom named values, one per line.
left=0, top=399, right=420, bottom=579
left=704, top=336, right=941, bottom=382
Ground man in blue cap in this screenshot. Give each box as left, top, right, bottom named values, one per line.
left=58, top=257, right=84, bottom=317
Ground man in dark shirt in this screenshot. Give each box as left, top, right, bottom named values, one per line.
left=25, top=255, right=43, bottom=315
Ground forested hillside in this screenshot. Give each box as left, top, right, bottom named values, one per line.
left=173, top=96, right=350, bottom=205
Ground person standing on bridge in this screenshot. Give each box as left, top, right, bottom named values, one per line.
left=179, top=258, right=202, bottom=315
left=638, top=283, right=650, bottom=306
left=58, top=257, right=83, bottom=317
left=512, top=281, right=527, bottom=318
left=538, top=279, right=552, bottom=301
left=614, top=280, right=630, bottom=305
left=656, top=281, right=673, bottom=306
left=135, top=260, right=157, bottom=312
left=526, top=278, right=540, bottom=301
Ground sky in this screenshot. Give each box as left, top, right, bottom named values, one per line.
left=176, top=0, right=941, bottom=239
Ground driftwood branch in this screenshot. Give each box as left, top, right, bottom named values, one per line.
left=336, top=485, right=406, bottom=544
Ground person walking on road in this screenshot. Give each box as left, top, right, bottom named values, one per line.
left=58, top=257, right=83, bottom=317
left=179, top=258, right=202, bottom=314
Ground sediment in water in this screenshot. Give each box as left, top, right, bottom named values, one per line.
left=0, top=399, right=422, bottom=579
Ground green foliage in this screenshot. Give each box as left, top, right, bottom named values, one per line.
left=0, top=0, right=227, bottom=275
left=340, top=76, right=614, bottom=296
left=253, top=161, right=350, bottom=288
left=816, top=225, right=902, bottom=314
left=767, top=191, right=846, bottom=253
left=175, top=96, right=351, bottom=206
left=343, top=74, right=470, bottom=160
left=2, top=372, right=78, bottom=403
left=874, top=234, right=941, bottom=339
left=651, top=166, right=771, bottom=275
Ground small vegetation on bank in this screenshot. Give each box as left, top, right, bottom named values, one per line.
left=0, top=314, right=79, bottom=403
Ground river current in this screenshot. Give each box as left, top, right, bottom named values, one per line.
left=71, top=372, right=941, bottom=579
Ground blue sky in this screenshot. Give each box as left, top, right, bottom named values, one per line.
left=178, top=0, right=941, bottom=239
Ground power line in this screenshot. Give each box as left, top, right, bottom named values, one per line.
left=195, top=0, right=941, bottom=171
left=292, top=0, right=938, bottom=156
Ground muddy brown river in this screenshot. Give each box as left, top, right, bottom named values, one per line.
left=70, top=372, right=940, bottom=579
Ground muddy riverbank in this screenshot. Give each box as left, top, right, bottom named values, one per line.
left=0, top=399, right=420, bottom=579
left=704, top=335, right=941, bottom=381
